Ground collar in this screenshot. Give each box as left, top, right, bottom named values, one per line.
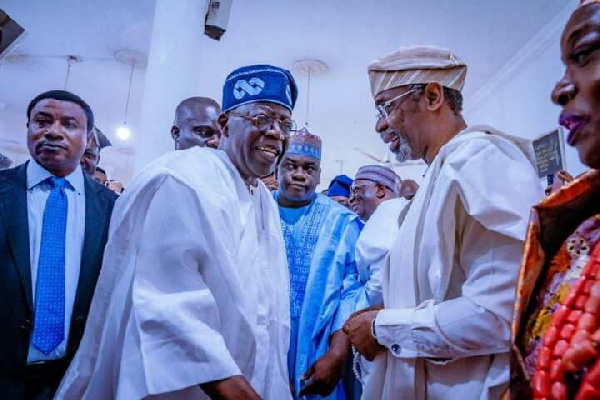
left=27, top=158, right=85, bottom=195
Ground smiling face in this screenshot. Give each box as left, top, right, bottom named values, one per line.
left=349, top=179, right=392, bottom=221
left=277, top=153, right=321, bottom=205
left=219, top=102, right=289, bottom=185
left=27, top=98, right=90, bottom=177
left=552, top=3, right=600, bottom=169
left=374, top=86, right=427, bottom=161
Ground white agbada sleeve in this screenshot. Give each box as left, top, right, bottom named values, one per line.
left=57, top=149, right=291, bottom=400
left=355, top=198, right=408, bottom=307
left=374, top=139, right=538, bottom=360
left=122, top=173, right=243, bottom=393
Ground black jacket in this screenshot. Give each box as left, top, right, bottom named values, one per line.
left=0, top=162, right=117, bottom=398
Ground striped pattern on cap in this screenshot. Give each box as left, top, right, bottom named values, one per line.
left=368, top=45, right=467, bottom=98
left=355, top=164, right=401, bottom=193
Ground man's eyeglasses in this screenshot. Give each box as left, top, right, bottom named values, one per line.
left=349, top=182, right=377, bottom=197
left=375, top=89, right=416, bottom=120
left=228, top=112, right=297, bottom=137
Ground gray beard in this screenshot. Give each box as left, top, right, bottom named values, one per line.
left=393, top=133, right=419, bottom=162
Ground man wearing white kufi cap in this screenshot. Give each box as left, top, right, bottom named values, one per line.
left=343, top=46, right=544, bottom=399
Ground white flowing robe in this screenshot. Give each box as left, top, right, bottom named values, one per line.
left=362, top=126, right=544, bottom=400
left=55, top=148, right=292, bottom=400
left=355, top=198, right=408, bottom=308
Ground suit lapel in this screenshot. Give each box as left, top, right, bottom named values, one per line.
left=0, top=163, right=33, bottom=311
left=71, top=175, right=107, bottom=319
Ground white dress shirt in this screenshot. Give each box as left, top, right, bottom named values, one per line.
left=26, top=159, right=86, bottom=362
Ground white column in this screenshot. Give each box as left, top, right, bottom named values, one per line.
left=135, top=0, right=210, bottom=172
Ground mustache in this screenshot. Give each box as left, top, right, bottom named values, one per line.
left=379, top=129, right=398, bottom=140
left=394, top=135, right=419, bottom=162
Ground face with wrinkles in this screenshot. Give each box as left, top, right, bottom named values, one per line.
left=348, top=179, right=388, bottom=221
left=374, top=86, right=423, bottom=162
left=219, top=102, right=290, bottom=184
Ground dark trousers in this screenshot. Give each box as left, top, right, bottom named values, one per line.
left=24, top=360, right=69, bottom=400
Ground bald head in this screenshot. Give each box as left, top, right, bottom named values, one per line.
left=171, top=96, right=221, bottom=150
left=399, top=179, right=419, bottom=200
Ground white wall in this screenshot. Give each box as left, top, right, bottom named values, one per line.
left=464, top=0, right=587, bottom=177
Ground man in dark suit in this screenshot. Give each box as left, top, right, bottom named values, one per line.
left=0, top=90, right=118, bottom=399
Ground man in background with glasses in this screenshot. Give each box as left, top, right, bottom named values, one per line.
left=349, top=164, right=402, bottom=224
left=57, top=64, right=298, bottom=400
left=274, top=127, right=362, bottom=399
left=343, top=46, right=543, bottom=399
left=349, top=165, right=407, bottom=307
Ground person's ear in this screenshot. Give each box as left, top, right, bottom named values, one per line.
left=424, top=82, right=444, bottom=111
left=218, top=113, right=229, bottom=137
left=376, top=183, right=387, bottom=199
left=171, top=125, right=180, bottom=140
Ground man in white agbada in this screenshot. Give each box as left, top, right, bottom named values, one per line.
left=55, top=64, right=299, bottom=400
left=349, top=164, right=409, bottom=308
left=343, top=46, right=544, bottom=399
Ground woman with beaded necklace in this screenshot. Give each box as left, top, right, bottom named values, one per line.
left=511, top=1, right=600, bottom=398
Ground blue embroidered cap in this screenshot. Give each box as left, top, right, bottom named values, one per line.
left=287, top=127, right=322, bottom=160
left=222, top=64, right=298, bottom=112
left=327, top=175, right=353, bottom=197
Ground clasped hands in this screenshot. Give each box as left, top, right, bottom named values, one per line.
left=342, top=304, right=385, bottom=362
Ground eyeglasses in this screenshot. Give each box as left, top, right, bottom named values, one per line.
left=228, top=112, right=297, bottom=137
left=375, top=89, right=416, bottom=120
left=349, top=182, right=377, bottom=196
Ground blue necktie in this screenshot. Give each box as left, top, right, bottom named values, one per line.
left=32, top=177, right=68, bottom=355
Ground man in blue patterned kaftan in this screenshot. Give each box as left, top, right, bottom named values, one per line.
left=274, top=128, right=362, bottom=399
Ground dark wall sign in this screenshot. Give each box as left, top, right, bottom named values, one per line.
left=533, top=128, right=564, bottom=178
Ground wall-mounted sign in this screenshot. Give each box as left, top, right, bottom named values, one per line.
left=532, top=128, right=565, bottom=178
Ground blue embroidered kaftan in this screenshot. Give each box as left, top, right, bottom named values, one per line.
left=277, top=193, right=362, bottom=400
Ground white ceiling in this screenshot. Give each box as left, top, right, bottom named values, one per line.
left=0, top=0, right=570, bottom=184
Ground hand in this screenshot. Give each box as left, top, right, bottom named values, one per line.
left=347, top=303, right=384, bottom=321
left=546, top=170, right=574, bottom=195
left=106, top=180, right=124, bottom=194
left=299, top=350, right=346, bottom=396
left=343, top=310, right=385, bottom=361
left=200, top=375, right=261, bottom=400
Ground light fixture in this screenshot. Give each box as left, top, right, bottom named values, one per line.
left=116, top=125, right=131, bottom=140
left=114, top=50, right=147, bottom=142
left=291, top=59, right=328, bottom=127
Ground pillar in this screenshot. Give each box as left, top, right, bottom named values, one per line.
left=135, top=0, right=210, bottom=172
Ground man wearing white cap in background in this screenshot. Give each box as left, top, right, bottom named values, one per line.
left=343, top=46, right=543, bottom=399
